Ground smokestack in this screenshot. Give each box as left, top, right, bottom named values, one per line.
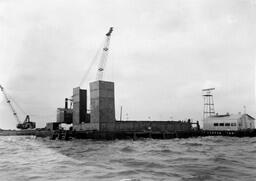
left=65, top=98, right=68, bottom=109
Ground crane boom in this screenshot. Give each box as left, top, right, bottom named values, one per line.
left=96, top=27, right=113, bottom=81
left=0, top=85, right=21, bottom=123
left=0, top=85, right=36, bottom=129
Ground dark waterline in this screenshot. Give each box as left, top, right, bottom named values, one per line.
left=0, top=136, right=255, bottom=181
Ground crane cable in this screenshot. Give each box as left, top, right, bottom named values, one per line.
left=9, top=97, right=57, bottom=119
left=1, top=88, right=55, bottom=120
left=79, top=27, right=114, bottom=86
left=79, top=39, right=105, bottom=87
left=9, top=96, right=27, bottom=115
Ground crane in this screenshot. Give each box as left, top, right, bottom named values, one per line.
left=96, top=27, right=114, bottom=81
left=0, top=85, right=36, bottom=129
left=79, top=27, right=114, bottom=86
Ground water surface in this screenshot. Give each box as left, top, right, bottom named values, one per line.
left=0, top=136, right=255, bottom=181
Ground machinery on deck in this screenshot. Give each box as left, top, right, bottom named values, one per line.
left=0, top=85, right=36, bottom=129
left=16, top=115, right=35, bottom=129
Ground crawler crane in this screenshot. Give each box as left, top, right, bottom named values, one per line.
left=0, top=85, right=36, bottom=129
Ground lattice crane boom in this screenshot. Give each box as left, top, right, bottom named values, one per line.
left=0, top=85, right=21, bottom=124
left=0, top=85, right=36, bottom=129
left=96, top=27, right=113, bottom=81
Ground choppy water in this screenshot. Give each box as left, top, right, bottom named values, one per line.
left=0, top=136, right=255, bottom=181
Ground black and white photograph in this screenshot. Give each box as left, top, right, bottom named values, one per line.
left=0, top=0, right=255, bottom=180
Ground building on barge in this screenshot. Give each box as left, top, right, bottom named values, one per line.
left=203, top=113, right=255, bottom=131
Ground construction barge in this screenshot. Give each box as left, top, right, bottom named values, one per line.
left=1, top=128, right=256, bottom=140
left=45, top=80, right=201, bottom=140
left=1, top=28, right=255, bottom=140
left=2, top=79, right=254, bottom=140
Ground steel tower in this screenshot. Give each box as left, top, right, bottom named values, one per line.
left=202, top=88, right=215, bottom=119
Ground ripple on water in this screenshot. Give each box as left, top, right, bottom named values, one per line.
left=120, top=146, right=135, bottom=153
left=0, top=136, right=256, bottom=181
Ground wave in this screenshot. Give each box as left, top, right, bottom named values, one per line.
left=120, top=146, right=135, bottom=153
left=0, top=136, right=256, bottom=180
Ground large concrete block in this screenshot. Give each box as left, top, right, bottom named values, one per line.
left=57, top=108, right=73, bottom=124
left=90, top=81, right=116, bottom=129
left=73, top=87, right=87, bottom=125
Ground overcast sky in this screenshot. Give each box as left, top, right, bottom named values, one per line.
left=0, top=0, right=255, bottom=129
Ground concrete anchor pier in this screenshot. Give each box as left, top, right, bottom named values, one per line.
left=71, top=80, right=193, bottom=139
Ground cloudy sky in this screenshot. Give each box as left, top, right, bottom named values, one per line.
left=0, top=0, right=255, bottom=129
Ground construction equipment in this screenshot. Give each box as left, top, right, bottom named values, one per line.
left=0, top=85, right=36, bottom=129
left=79, top=27, right=114, bottom=86
left=96, top=27, right=114, bottom=80
left=17, top=115, right=35, bottom=129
